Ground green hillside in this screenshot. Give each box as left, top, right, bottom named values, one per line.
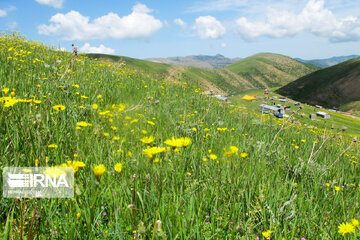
left=1, top=33, right=360, bottom=239
left=86, top=53, right=171, bottom=76
left=227, top=53, right=320, bottom=88
left=276, top=57, right=360, bottom=108
left=87, top=52, right=320, bottom=95
left=340, top=101, right=360, bottom=115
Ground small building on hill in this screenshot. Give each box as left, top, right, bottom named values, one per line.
left=316, top=111, right=330, bottom=119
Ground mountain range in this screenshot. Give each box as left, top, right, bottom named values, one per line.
left=87, top=53, right=319, bottom=94
left=146, top=54, right=241, bottom=69
left=295, top=55, right=360, bottom=68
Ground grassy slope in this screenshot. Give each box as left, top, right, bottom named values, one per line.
left=340, top=101, right=360, bottom=116
left=0, top=34, right=360, bottom=239
left=87, top=53, right=320, bottom=95
left=227, top=53, right=320, bottom=88
left=276, top=57, right=360, bottom=108
left=86, top=53, right=171, bottom=76
left=231, top=88, right=360, bottom=136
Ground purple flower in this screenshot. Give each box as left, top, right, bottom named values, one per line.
left=52, top=231, right=57, bottom=234
left=301, top=238, right=306, bottom=240
left=205, top=215, right=210, bottom=218
left=101, top=206, right=105, bottom=210
left=214, top=210, right=219, bottom=213
left=230, top=221, right=234, bottom=225
left=103, top=212, right=107, bottom=216
left=205, top=222, right=210, bottom=224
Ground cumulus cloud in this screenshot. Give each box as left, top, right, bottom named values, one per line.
left=79, top=43, right=115, bottom=54
left=0, top=6, right=16, bottom=17
left=174, top=18, right=187, bottom=29
left=35, top=0, right=64, bottom=8
left=38, top=3, right=163, bottom=40
left=235, top=0, right=360, bottom=42
left=193, top=16, right=226, bottom=39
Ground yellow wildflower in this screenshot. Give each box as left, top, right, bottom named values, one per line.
left=114, top=163, right=123, bottom=172
left=140, top=135, right=155, bottom=144
left=351, top=219, right=359, bottom=228
left=209, top=154, right=217, bottom=160
left=92, top=104, right=98, bottom=110
left=338, top=222, right=355, bottom=236
left=77, top=121, right=92, bottom=127
left=223, top=146, right=239, bottom=157
left=93, top=164, right=106, bottom=181
left=143, top=146, right=166, bottom=159
left=240, top=153, right=248, bottom=158
left=262, top=230, right=273, bottom=238
left=48, top=144, right=58, bottom=148
left=147, top=121, right=155, bottom=126
left=52, top=104, right=66, bottom=111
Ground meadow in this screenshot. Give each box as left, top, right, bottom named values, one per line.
left=0, top=33, right=359, bottom=239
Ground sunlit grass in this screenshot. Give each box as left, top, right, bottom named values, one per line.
left=0, top=33, right=359, bottom=239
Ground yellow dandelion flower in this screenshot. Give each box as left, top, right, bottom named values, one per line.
left=338, top=222, right=355, bottom=236
left=76, top=212, right=81, bottom=220
left=114, top=163, right=123, bottom=172
left=140, top=135, right=155, bottom=144
left=93, top=164, right=106, bottom=181
left=335, top=186, right=341, bottom=191
left=262, top=230, right=273, bottom=238
left=113, top=136, right=120, bottom=141
left=1, top=87, right=10, bottom=94
left=52, top=104, right=66, bottom=111
left=143, top=146, right=166, bottom=159
left=92, top=104, right=98, bottom=110
left=223, top=146, right=239, bottom=157
left=351, top=219, right=359, bottom=228
left=77, top=121, right=92, bottom=127
left=48, top=144, right=58, bottom=148
left=209, top=154, right=217, bottom=160
left=240, top=152, right=248, bottom=158
left=147, top=121, right=155, bottom=126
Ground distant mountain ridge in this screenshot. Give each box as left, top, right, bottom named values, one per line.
left=295, top=55, right=360, bottom=68
left=276, top=57, right=360, bottom=108
left=86, top=52, right=319, bottom=95
left=146, top=54, right=241, bottom=69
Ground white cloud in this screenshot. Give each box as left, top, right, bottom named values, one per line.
left=79, top=43, right=115, bottom=54
left=0, top=9, right=6, bottom=17
left=0, top=6, right=16, bottom=17
left=174, top=18, right=187, bottom=29
left=35, top=0, right=64, bottom=9
left=221, top=42, right=227, bottom=48
left=193, top=16, right=226, bottom=39
left=38, top=3, right=163, bottom=40
left=235, top=0, right=360, bottom=42
left=188, top=0, right=247, bottom=12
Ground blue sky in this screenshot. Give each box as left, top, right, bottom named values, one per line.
left=0, top=0, right=359, bottom=59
